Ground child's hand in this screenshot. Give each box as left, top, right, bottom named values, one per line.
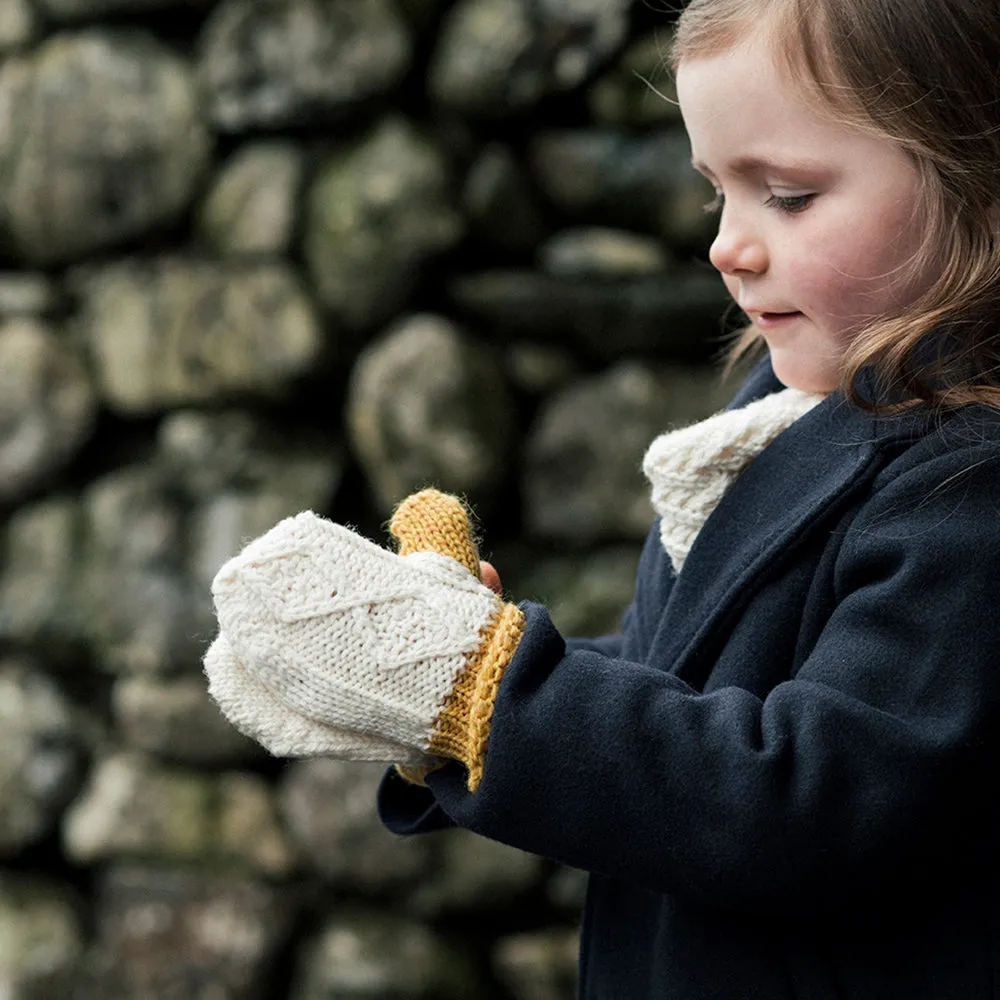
left=480, top=560, right=502, bottom=594
left=204, top=489, right=524, bottom=792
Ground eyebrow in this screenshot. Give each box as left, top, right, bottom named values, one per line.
left=691, top=155, right=827, bottom=177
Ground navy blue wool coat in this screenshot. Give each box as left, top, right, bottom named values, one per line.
left=379, top=360, right=1000, bottom=999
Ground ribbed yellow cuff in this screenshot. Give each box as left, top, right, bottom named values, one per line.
left=419, top=600, right=525, bottom=792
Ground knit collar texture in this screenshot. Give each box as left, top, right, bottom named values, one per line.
left=643, top=387, right=826, bottom=574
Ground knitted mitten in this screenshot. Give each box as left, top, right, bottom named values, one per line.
left=207, top=489, right=525, bottom=792
left=204, top=631, right=426, bottom=763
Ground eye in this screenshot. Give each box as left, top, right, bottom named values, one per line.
left=765, top=193, right=814, bottom=214
left=702, top=191, right=725, bottom=215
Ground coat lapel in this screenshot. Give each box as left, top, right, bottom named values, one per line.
left=651, top=381, right=931, bottom=686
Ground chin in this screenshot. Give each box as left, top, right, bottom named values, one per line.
left=769, top=354, right=838, bottom=395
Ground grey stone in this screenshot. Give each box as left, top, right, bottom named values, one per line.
left=36, top=0, right=211, bottom=20
left=0, top=874, right=83, bottom=998
left=198, top=141, right=305, bottom=258
left=447, top=269, right=731, bottom=362
left=430, top=0, right=531, bottom=115
left=539, top=227, right=670, bottom=279
left=75, top=864, right=295, bottom=1000
left=156, top=409, right=344, bottom=587
left=588, top=31, right=683, bottom=128
left=38, top=411, right=342, bottom=674
left=63, top=753, right=214, bottom=865
left=290, top=910, right=476, bottom=1000
left=0, top=497, right=81, bottom=649
left=346, top=314, right=514, bottom=515
left=529, top=129, right=716, bottom=246
left=493, top=929, right=579, bottom=1000
left=462, top=143, right=548, bottom=254
left=75, top=258, right=323, bottom=415
left=0, top=458, right=252, bottom=675
left=523, top=362, right=731, bottom=542
left=78, top=466, right=197, bottom=674
left=546, top=865, right=588, bottom=913
left=0, top=32, right=211, bottom=264
left=408, top=828, right=544, bottom=916
left=278, top=759, right=431, bottom=891
left=509, top=545, right=642, bottom=637
left=303, top=118, right=463, bottom=331
left=503, top=342, right=578, bottom=396
left=62, top=753, right=294, bottom=874
left=112, top=676, right=263, bottom=766
left=0, top=660, right=81, bottom=856
left=191, top=488, right=341, bottom=592
left=199, top=0, right=412, bottom=132
left=0, top=318, right=97, bottom=503
left=215, top=772, right=297, bottom=878
left=0, top=273, right=61, bottom=317
left=429, top=0, right=629, bottom=116
left=0, top=0, right=38, bottom=53
left=157, top=408, right=341, bottom=504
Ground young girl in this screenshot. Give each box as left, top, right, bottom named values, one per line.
left=205, top=0, right=1000, bottom=995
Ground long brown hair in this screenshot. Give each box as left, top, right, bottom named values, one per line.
left=672, top=0, right=1000, bottom=410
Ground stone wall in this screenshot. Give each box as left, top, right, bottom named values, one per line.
left=0, top=1, right=739, bottom=997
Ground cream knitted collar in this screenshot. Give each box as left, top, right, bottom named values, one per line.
left=642, top=387, right=826, bottom=574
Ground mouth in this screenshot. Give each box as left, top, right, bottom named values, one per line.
left=753, top=311, right=803, bottom=329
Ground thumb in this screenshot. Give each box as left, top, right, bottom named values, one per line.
left=389, top=489, right=482, bottom=580
left=480, top=560, right=502, bottom=595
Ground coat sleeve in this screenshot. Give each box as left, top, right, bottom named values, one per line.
left=377, top=520, right=669, bottom=835
left=563, top=624, right=627, bottom=659
left=422, top=443, right=1000, bottom=916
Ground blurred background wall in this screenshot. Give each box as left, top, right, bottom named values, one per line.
left=0, top=0, right=741, bottom=996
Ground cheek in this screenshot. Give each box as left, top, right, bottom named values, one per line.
left=824, top=209, right=925, bottom=298
left=805, top=231, right=917, bottom=312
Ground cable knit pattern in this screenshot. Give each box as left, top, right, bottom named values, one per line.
left=205, top=489, right=526, bottom=791
left=212, top=511, right=500, bottom=752
left=643, top=388, right=825, bottom=574
left=204, top=631, right=427, bottom=762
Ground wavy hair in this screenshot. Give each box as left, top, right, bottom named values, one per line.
left=672, top=0, right=1000, bottom=410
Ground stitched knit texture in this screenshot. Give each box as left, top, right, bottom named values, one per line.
left=389, top=489, right=525, bottom=790
left=212, top=510, right=501, bottom=761
left=428, top=600, right=526, bottom=791
left=390, top=489, right=481, bottom=577
left=643, top=387, right=825, bottom=574
left=205, top=631, right=428, bottom=762
left=208, top=490, right=526, bottom=790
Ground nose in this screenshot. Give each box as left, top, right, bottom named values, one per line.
left=708, top=206, right=768, bottom=276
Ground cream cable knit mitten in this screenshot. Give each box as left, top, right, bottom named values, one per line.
left=205, top=489, right=525, bottom=792
left=643, top=387, right=825, bottom=574
left=204, top=632, right=427, bottom=763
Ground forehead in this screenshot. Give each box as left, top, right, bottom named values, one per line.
left=675, top=43, right=859, bottom=172
left=676, top=43, right=923, bottom=220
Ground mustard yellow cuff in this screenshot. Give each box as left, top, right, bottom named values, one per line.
left=424, top=600, right=526, bottom=792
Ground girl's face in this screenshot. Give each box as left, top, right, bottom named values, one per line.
left=676, top=41, right=935, bottom=393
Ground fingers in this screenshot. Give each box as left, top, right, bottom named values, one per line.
left=480, top=560, right=502, bottom=595
left=389, top=488, right=481, bottom=580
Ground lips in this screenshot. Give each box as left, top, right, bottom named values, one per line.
left=751, top=310, right=803, bottom=331
left=743, top=306, right=799, bottom=318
